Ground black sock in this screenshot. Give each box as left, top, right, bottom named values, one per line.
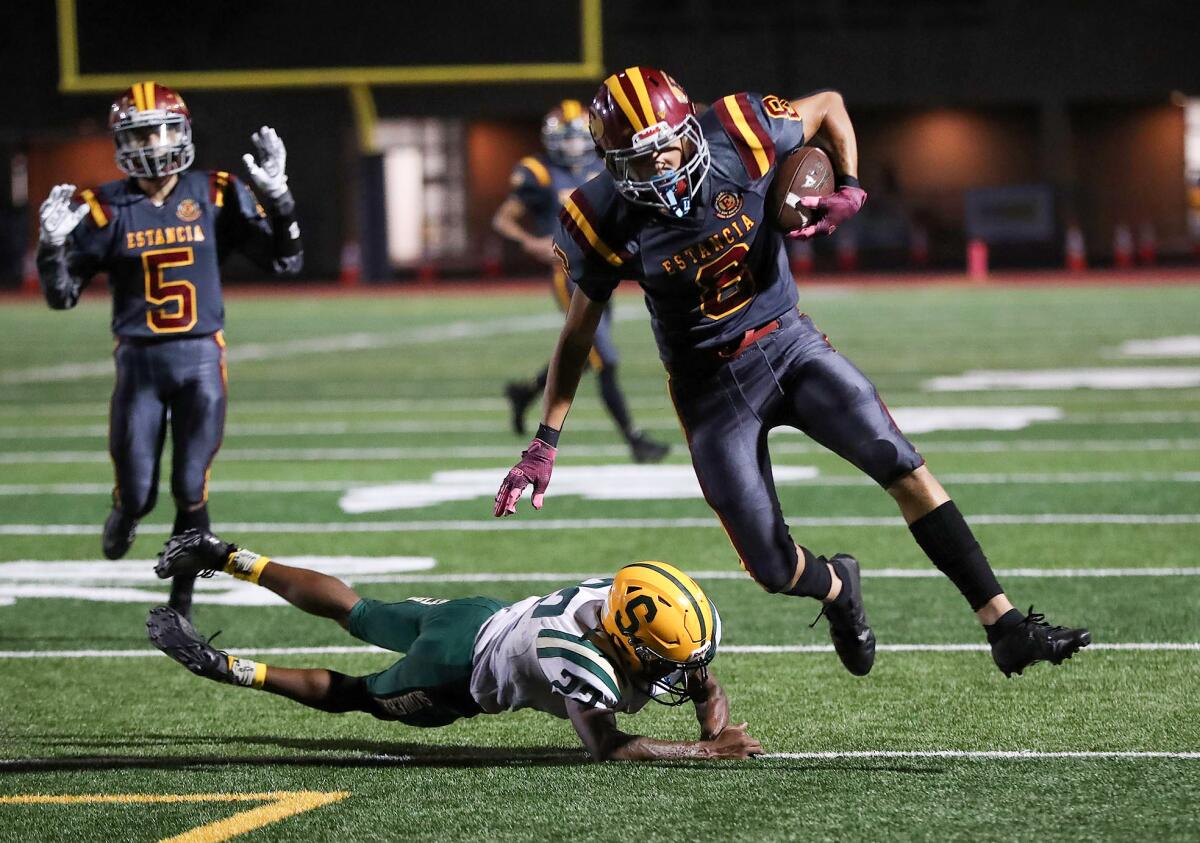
left=596, top=365, right=635, bottom=439
left=784, top=546, right=833, bottom=599
left=985, top=608, right=1025, bottom=644
left=909, top=501, right=1004, bottom=611
left=173, top=505, right=210, bottom=536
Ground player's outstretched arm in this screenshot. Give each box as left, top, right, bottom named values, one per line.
left=788, top=91, right=867, bottom=239
left=237, top=126, right=303, bottom=275
left=565, top=698, right=762, bottom=762
left=36, top=184, right=93, bottom=310
left=493, top=286, right=605, bottom=516
left=688, top=669, right=732, bottom=741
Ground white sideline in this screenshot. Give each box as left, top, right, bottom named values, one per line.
left=0, top=642, right=1194, bottom=660
left=4, top=513, right=1200, bottom=536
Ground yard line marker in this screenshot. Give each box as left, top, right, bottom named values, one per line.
left=4, top=513, right=1200, bottom=537
left=0, top=642, right=1193, bottom=660
left=0, top=791, right=350, bottom=842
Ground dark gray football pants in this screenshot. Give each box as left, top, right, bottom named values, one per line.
left=109, top=333, right=227, bottom=519
left=668, top=310, right=924, bottom=592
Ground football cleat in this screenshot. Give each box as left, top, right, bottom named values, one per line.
left=504, top=381, right=539, bottom=437
left=820, top=554, right=876, bottom=676
left=990, top=607, right=1091, bottom=677
left=629, top=431, right=669, bottom=464
left=156, top=528, right=235, bottom=580
left=146, top=605, right=233, bottom=683
left=101, top=508, right=137, bottom=560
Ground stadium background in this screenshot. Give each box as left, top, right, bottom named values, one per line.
left=2, top=0, right=1200, bottom=284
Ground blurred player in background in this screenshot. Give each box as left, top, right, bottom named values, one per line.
left=149, top=530, right=760, bottom=762
left=495, top=67, right=1089, bottom=680
left=493, top=99, right=669, bottom=463
left=36, top=81, right=303, bottom=619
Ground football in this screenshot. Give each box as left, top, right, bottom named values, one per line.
left=767, top=146, right=835, bottom=231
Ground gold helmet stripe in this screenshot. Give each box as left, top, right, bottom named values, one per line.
left=625, top=67, right=659, bottom=129
left=143, top=81, right=157, bottom=111
left=560, top=99, right=582, bottom=121
left=623, top=562, right=710, bottom=642
left=131, top=82, right=145, bottom=112
left=603, top=73, right=645, bottom=133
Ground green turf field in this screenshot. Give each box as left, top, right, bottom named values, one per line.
left=1, top=281, right=1198, bottom=841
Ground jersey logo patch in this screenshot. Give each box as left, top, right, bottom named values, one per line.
left=713, top=190, right=743, bottom=219
left=762, top=94, right=802, bottom=122
left=175, top=199, right=201, bottom=222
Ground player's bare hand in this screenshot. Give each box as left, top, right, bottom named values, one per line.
left=703, top=722, right=762, bottom=760
left=522, top=235, right=559, bottom=266
left=493, top=438, right=557, bottom=516
left=243, top=126, right=289, bottom=200
left=789, top=185, right=867, bottom=240
left=38, top=184, right=89, bottom=247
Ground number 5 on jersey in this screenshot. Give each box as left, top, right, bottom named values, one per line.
left=142, top=247, right=197, bottom=333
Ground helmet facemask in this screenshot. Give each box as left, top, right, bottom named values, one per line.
left=113, top=112, right=195, bottom=179
left=604, top=113, right=710, bottom=218
left=628, top=640, right=715, bottom=706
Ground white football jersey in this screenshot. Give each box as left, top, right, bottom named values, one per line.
left=470, top=578, right=658, bottom=718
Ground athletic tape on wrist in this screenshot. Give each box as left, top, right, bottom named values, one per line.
left=228, top=656, right=267, bottom=689
left=224, top=549, right=271, bottom=584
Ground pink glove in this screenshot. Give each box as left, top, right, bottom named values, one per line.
left=494, top=438, right=557, bottom=517
left=788, top=185, right=867, bottom=240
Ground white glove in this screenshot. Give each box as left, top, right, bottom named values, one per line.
left=38, top=184, right=90, bottom=247
left=242, top=126, right=289, bottom=200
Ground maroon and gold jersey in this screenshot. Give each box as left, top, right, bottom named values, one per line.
left=61, top=170, right=276, bottom=339
left=553, top=92, right=808, bottom=368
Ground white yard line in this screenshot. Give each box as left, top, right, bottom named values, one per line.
left=0, top=642, right=1193, bottom=660
left=6, top=438, right=1200, bottom=464
left=4, top=513, right=1200, bottom=537
left=1, top=471, right=1197, bottom=497
left=759, top=750, right=1200, bottom=761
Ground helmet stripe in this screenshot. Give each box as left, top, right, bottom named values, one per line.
left=604, top=74, right=645, bottom=132
left=623, top=562, right=708, bottom=643
left=625, top=67, right=658, bottom=129
left=561, top=99, right=582, bottom=120
left=130, top=83, right=145, bottom=112
left=143, top=81, right=156, bottom=111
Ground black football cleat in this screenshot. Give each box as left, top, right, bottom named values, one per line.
left=629, top=431, right=670, bottom=464
left=146, top=605, right=233, bottom=683
left=991, top=607, right=1091, bottom=677
left=504, top=381, right=538, bottom=436
left=821, top=554, right=876, bottom=676
left=101, top=508, right=137, bottom=560
left=156, top=528, right=234, bottom=580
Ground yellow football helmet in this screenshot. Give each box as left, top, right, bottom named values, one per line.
left=600, top=561, right=721, bottom=705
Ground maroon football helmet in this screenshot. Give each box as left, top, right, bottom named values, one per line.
left=588, top=67, right=710, bottom=217
left=108, top=81, right=195, bottom=179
